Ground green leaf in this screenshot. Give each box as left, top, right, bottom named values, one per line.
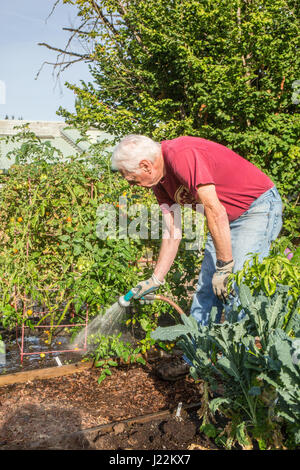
left=151, top=324, right=190, bottom=341
left=136, top=356, right=146, bottom=365
left=200, top=423, right=218, bottom=439
left=73, top=245, right=82, bottom=256
left=209, top=397, right=231, bottom=414
left=94, top=360, right=105, bottom=367
left=97, top=373, right=106, bottom=384
left=108, top=360, right=118, bottom=367
left=85, top=241, right=93, bottom=251
left=238, top=284, right=253, bottom=309
left=236, top=422, right=252, bottom=448
left=140, top=318, right=150, bottom=332
left=59, top=235, right=70, bottom=242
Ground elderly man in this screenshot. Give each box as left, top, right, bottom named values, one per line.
left=111, top=134, right=283, bottom=380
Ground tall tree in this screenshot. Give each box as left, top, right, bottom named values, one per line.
left=43, top=0, right=300, bottom=237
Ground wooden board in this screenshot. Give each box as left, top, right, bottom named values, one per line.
left=0, top=361, right=94, bottom=387
left=71, top=401, right=201, bottom=436
left=29, top=401, right=202, bottom=449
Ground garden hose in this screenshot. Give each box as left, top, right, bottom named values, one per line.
left=142, top=294, right=185, bottom=316
left=118, top=289, right=185, bottom=316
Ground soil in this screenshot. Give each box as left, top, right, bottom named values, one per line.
left=0, top=361, right=218, bottom=450
left=89, top=410, right=215, bottom=451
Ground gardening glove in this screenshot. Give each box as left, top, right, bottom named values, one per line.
left=212, top=260, right=234, bottom=302
left=133, top=274, right=165, bottom=303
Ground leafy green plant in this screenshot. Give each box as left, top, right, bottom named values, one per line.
left=257, top=329, right=300, bottom=446
left=231, top=242, right=300, bottom=332
left=3, top=125, right=65, bottom=165
left=0, top=126, right=205, bottom=331
left=89, top=333, right=146, bottom=384
left=151, top=284, right=300, bottom=449
left=0, top=129, right=147, bottom=329
left=0, top=128, right=203, bottom=371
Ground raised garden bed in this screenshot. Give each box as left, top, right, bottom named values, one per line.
left=0, top=360, right=218, bottom=450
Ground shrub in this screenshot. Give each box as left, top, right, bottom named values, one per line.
left=0, top=128, right=202, bottom=366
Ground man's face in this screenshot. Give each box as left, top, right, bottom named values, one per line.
left=120, top=157, right=164, bottom=188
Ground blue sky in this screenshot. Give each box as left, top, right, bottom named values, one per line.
left=0, top=0, right=92, bottom=121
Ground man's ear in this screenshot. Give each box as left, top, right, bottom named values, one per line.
left=139, top=159, right=152, bottom=173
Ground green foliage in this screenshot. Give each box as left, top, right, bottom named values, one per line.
left=151, top=284, right=300, bottom=449
left=258, top=330, right=300, bottom=444
left=0, top=133, right=140, bottom=328
left=3, top=125, right=65, bottom=164
left=0, top=128, right=201, bottom=374
left=90, top=333, right=146, bottom=384
left=50, top=0, right=299, bottom=238
left=231, top=241, right=300, bottom=332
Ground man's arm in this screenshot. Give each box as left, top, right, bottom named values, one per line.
left=132, top=211, right=181, bottom=299
left=154, top=211, right=182, bottom=281
left=196, top=184, right=232, bottom=261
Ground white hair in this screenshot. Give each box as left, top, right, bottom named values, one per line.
left=111, top=134, right=161, bottom=173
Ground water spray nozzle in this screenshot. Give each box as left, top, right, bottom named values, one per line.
left=118, top=288, right=160, bottom=308
left=118, top=288, right=138, bottom=307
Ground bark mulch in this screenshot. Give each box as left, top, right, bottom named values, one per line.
left=0, top=361, right=215, bottom=450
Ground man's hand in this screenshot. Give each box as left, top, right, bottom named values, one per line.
left=212, top=260, right=234, bottom=301
left=133, top=274, right=165, bottom=300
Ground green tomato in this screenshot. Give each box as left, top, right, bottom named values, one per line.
left=77, top=256, right=93, bottom=272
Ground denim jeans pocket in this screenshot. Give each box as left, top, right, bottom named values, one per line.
left=240, top=198, right=272, bottom=220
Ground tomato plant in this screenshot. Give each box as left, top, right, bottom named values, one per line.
left=0, top=128, right=201, bottom=368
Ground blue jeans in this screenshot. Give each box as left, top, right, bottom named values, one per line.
left=190, top=186, right=283, bottom=325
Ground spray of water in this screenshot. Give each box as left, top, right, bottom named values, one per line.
left=71, top=302, right=127, bottom=352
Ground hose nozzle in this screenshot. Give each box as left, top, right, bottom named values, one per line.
left=118, top=290, right=185, bottom=315
left=118, top=289, right=159, bottom=307
left=118, top=288, right=138, bottom=307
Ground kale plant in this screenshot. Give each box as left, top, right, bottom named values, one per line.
left=151, top=284, right=300, bottom=448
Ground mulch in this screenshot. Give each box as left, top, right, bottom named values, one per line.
left=0, top=361, right=205, bottom=450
